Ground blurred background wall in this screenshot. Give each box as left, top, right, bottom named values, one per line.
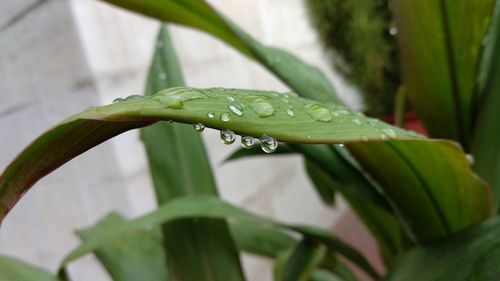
left=0, top=0, right=362, bottom=280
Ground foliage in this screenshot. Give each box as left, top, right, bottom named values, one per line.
left=305, top=0, right=400, bottom=116
left=1, top=0, right=500, bottom=280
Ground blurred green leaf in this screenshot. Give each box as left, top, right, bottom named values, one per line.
left=230, top=223, right=296, bottom=258
left=73, top=213, right=167, bottom=281
left=0, top=256, right=56, bottom=281
left=305, top=160, right=336, bottom=206
left=391, top=0, right=494, bottom=145
left=100, top=0, right=340, bottom=104
left=276, top=239, right=326, bottom=281
left=59, top=195, right=379, bottom=279
left=472, top=0, right=500, bottom=211
left=384, top=217, right=500, bottom=281
left=140, top=25, right=244, bottom=281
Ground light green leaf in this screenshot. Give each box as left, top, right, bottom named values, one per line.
left=140, top=25, right=245, bottom=281
left=100, top=0, right=340, bottom=103
left=58, top=195, right=379, bottom=279
left=0, top=256, right=57, bottom=281
left=384, top=217, right=500, bottom=281
left=472, top=0, right=500, bottom=211
left=391, top=0, right=494, bottom=145
left=73, top=213, right=167, bottom=281
left=0, top=87, right=490, bottom=244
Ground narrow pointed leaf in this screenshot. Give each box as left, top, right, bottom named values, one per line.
left=140, top=25, right=245, bottom=281
left=100, top=0, right=339, bottom=103
left=0, top=256, right=57, bottom=281
left=392, top=0, right=494, bottom=145
left=57, top=195, right=379, bottom=279
left=74, top=213, right=167, bottom=281
left=472, top=0, right=500, bottom=211
left=384, top=217, right=500, bottom=281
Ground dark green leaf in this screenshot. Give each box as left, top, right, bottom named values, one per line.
left=140, top=25, right=245, bottom=281
left=0, top=256, right=56, bottom=281
left=472, top=0, right=500, bottom=211
left=224, top=144, right=294, bottom=163
left=304, top=160, right=336, bottom=206
left=384, top=217, right=500, bottom=281
left=58, top=195, right=379, bottom=279
left=100, top=0, right=340, bottom=103
left=73, top=213, right=167, bottom=281
left=392, top=0, right=494, bottom=145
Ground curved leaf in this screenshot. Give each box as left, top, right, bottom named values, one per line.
left=58, top=195, right=380, bottom=279
left=0, top=87, right=490, bottom=244
left=100, top=0, right=340, bottom=103
left=277, top=239, right=327, bottom=281
left=384, top=217, right=500, bottom=281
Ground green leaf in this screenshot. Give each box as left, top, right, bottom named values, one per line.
left=224, top=144, right=295, bottom=163
left=230, top=223, right=296, bottom=258
left=100, top=0, right=340, bottom=104
left=58, top=195, right=379, bottom=279
left=304, top=160, right=336, bottom=206
left=311, top=270, right=347, bottom=281
left=0, top=256, right=57, bottom=281
left=472, top=0, right=500, bottom=211
left=277, top=239, right=327, bottom=281
left=391, top=0, right=494, bottom=145
left=0, top=87, right=490, bottom=244
left=140, top=25, right=245, bottom=281
left=384, top=217, right=500, bottom=281
left=348, top=141, right=491, bottom=242
left=73, top=213, right=167, bottom=281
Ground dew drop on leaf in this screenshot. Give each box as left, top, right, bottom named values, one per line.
left=249, top=98, right=275, bottom=117
left=112, top=98, right=124, bottom=104
left=240, top=136, right=254, bottom=149
left=382, top=128, right=397, bottom=138
left=466, top=154, right=475, bottom=165
left=193, top=123, right=205, bottom=132
left=207, top=112, right=215, bottom=118
left=305, top=104, right=332, bottom=122
left=220, top=112, right=231, bottom=122
left=286, top=106, right=295, bottom=117
left=124, top=95, right=144, bottom=102
left=220, top=130, right=236, bottom=145
left=228, top=104, right=243, bottom=116
left=353, top=118, right=362, bottom=125
left=260, top=134, right=278, bottom=153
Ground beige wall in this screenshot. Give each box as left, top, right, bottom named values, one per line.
left=0, top=0, right=361, bottom=280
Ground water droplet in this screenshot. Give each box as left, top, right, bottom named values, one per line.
left=306, top=135, right=312, bottom=140
left=207, top=112, right=215, bottom=118
left=112, top=98, right=124, bottom=104
left=158, top=73, right=166, bottom=80
left=249, top=98, right=275, bottom=117
left=382, top=128, right=397, bottom=138
left=337, top=143, right=345, bottom=147
left=154, top=88, right=206, bottom=109
left=260, top=134, right=278, bottom=153
left=227, top=96, right=235, bottom=102
left=193, top=123, right=205, bottom=132
left=466, top=154, right=475, bottom=165
left=228, top=104, right=243, bottom=116
left=353, top=118, right=362, bottom=125
left=124, top=95, right=144, bottom=102
left=220, top=112, right=231, bottom=122
left=286, top=106, right=295, bottom=117
left=389, top=23, right=398, bottom=36
left=305, top=104, right=332, bottom=122
left=240, top=136, right=254, bottom=149
left=220, top=130, right=236, bottom=145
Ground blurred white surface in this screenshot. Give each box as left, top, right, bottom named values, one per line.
left=0, top=0, right=358, bottom=280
